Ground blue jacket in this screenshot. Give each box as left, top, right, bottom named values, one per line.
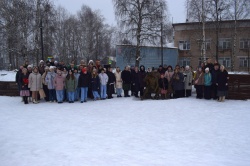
left=204, top=73, right=212, bottom=86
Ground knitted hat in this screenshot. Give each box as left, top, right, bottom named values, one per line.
left=205, top=67, right=209, bottom=71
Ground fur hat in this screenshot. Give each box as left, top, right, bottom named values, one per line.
left=49, top=66, right=54, bottom=70
left=205, top=67, right=209, bottom=71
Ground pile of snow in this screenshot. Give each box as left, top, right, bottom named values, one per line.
left=0, top=96, right=250, bottom=166
left=0, top=70, right=16, bottom=82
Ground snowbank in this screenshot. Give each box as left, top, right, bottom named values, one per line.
left=0, top=70, right=16, bottom=82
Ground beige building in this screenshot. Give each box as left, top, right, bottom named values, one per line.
left=173, top=20, right=250, bottom=71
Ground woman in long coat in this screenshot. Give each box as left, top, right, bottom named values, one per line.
left=28, top=66, right=42, bottom=103
left=115, top=67, right=122, bottom=97
left=216, top=65, right=229, bottom=102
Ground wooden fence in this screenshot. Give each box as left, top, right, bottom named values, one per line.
left=0, top=74, right=250, bottom=100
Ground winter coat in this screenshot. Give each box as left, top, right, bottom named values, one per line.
left=194, top=71, right=204, bottom=85
left=74, top=73, right=80, bottom=86
left=121, top=70, right=131, bottom=84
left=38, top=65, right=45, bottom=75
left=158, top=78, right=168, bottom=90
left=45, top=71, right=56, bottom=89
left=99, top=73, right=108, bottom=85
left=107, top=71, right=116, bottom=85
left=217, top=70, right=228, bottom=91
left=42, top=72, right=48, bottom=85
left=138, top=67, right=147, bottom=88
left=91, top=76, right=100, bottom=91
left=132, top=71, right=140, bottom=91
left=211, top=69, right=220, bottom=84
left=114, top=71, right=122, bottom=88
left=171, top=72, right=184, bottom=91
left=53, top=74, right=65, bottom=91
left=19, top=73, right=29, bottom=90
left=184, top=71, right=193, bottom=90
left=28, top=72, right=42, bottom=91
left=78, top=72, right=91, bottom=88
left=204, top=72, right=212, bottom=86
left=65, top=77, right=76, bottom=92
left=165, top=71, right=174, bottom=82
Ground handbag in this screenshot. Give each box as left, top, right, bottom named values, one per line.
left=39, top=89, right=46, bottom=98
left=161, top=89, right=167, bottom=94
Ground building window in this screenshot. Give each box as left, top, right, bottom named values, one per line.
left=218, top=57, right=231, bottom=68
left=179, top=41, right=190, bottom=50
left=219, top=38, right=231, bottom=50
left=178, top=58, right=190, bottom=67
left=197, top=39, right=211, bottom=50
left=239, top=57, right=249, bottom=67
left=239, top=39, right=250, bottom=49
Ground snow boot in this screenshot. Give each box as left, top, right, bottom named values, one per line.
left=33, top=99, right=38, bottom=104
left=218, top=97, right=222, bottom=102
left=221, top=96, right=225, bottom=102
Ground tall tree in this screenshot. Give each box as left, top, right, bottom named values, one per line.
left=113, top=0, right=169, bottom=67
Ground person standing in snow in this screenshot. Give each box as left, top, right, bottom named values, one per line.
left=121, top=65, right=132, bottom=97
left=194, top=66, right=204, bottom=99
left=204, top=67, right=212, bottom=99
left=46, top=66, right=57, bottom=102
left=114, top=67, right=123, bottom=97
left=216, top=65, right=229, bottom=102
left=98, top=68, right=109, bottom=100
left=65, top=70, right=76, bottom=103
left=28, top=66, right=42, bottom=104
left=78, top=67, right=91, bottom=103
left=138, top=65, right=146, bottom=97
left=41, top=66, right=50, bottom=102
left=53, top=70, right=65, bottom=103
left=183, top=66, right=193, bottom=97
left=19, top=68, right=30, bottom=104
left=171, top=67, right=184, bottom=98
left=91, top=69, right=101, bottom=100
left=106, top=67, right=116, bottom=99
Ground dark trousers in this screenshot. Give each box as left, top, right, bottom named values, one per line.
left=185, top=89, right=192, bottom=97
left=173, top=90, right=183, bottom=98
left=196, top=85, right=204, bottom=99
left=107, top=84, right=114, bottom=98
left=139, top=87, right=144, bottom=97
left=211, top=84, right=218, bottom=99
left=43, top=84, right=49, bottom=101
left=204, top=85, right=212, bottom=99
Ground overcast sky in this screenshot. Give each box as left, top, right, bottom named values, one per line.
left=54, top=0, right=186, bottom=25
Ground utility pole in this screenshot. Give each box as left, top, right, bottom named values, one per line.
left=161, top=17, right=163, bottom=66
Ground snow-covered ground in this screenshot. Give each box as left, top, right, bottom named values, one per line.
left=1, top=95, right=250, bottom=166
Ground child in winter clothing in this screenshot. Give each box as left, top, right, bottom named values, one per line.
left=28, top=66, right=42, bottom=104
left=91, top=69, right=100, bottom=100
left=74, top=69, right=80, bottom=101
left=53, top=70, right=65, bottom=103
left=65, top=70, right=76, bottom=103
left=45, top=66, right=57, bottom=102
left=19, top=68, right=30, bottom=104
left=98, top=68, right=108, bottom=99
left=78, top=67, right=91, bottom=103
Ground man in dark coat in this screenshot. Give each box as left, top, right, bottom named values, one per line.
left=121, top=65, right=132, bottom=97
left=211, top=63, right=220, bottom=99
left=106, top=67, right=116, bottom=99
left=131, top=66, right=140, bottom=97
left=138, top=65, right=146, bottom=97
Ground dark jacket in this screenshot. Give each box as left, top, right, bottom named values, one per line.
left=121, top=70, right=131, bottom=84
left=19, top=73, right=29, bottom=90
left=158, top=78, right=169, bottom=90
left=132, top=71, right=140, bottom=91
left=107, top=71, right=116, bottom=84
left=78, top=72, right=91, bottom=88
left=91, top=76, right=100, bottom=91
left=211, top=69, right=220, bottom=84
left=217, top=70, right=228, bottom=91
left=138, top=65, right=147, bottom=88
left=171, top=72, right=184, bottom=91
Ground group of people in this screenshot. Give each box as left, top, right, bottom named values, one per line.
left=15, top=58, right=229, bottom=104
